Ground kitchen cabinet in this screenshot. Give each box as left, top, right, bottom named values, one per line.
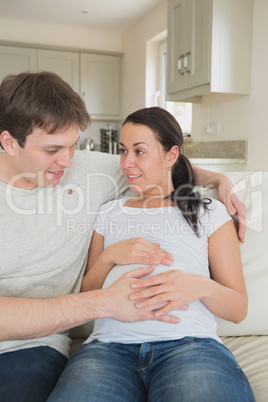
left=0, top=45, right=37, bottom=83
left=37, top=49, right=80, bottom=93
left=0, top=44, right=122, bottom=121
left=167, top=0, right=253, bottom=102
left=80, top=53, right=121, bottom=120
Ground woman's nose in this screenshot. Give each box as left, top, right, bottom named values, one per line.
left=122, top=152, right=135, bottom=168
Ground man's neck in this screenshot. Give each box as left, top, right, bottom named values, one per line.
left=0, top=152, right=37, bottom=190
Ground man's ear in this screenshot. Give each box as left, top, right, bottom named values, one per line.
left=166, top=145, right=179, bottom=167
left=0, top=131, right=17, bottom=156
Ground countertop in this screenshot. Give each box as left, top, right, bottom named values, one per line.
left=182, top=140, right=247, bottom=164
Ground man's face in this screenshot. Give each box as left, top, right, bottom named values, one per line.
left=10, top=125, right=79, bottom=189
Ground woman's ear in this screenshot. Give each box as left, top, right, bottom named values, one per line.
left=166, top=145, right=179, bottom=167
left=0, top=131, right=17, bottom=156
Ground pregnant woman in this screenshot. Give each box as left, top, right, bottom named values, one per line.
left=49, top=107, right=254, bottom=402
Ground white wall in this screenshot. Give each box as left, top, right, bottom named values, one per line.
left=122, top=0, right=268, bottom=172
left=121, top=1, right=167, bottom=117
left=0, top=18, right=123, bottom=53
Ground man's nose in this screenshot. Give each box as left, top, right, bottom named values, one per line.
left=57, top=150, right=72, bottom=168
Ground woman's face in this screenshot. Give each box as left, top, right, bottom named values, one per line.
left=119, top=122, right=176, bottom=199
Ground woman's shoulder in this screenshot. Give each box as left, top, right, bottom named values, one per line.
left=199, top=197, right=232, bottom=228
left=98, top=198, right=128, bottom=214
left=206, top=197, right=228, bottom=212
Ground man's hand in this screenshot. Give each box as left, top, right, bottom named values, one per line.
left=217, top=177, right=246, bottom=243
left=193, top=167, right=246, bottom=243
left=103, top=266, right=180, bottom=324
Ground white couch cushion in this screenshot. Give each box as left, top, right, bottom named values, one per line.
left=222, top=336, right=268, bottom=401
left=198, top=172, right=268, bottom=336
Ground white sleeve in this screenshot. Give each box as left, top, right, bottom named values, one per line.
left=200, top=199, right=232, bottom=237
left=93, top=199, right=120, bottom=237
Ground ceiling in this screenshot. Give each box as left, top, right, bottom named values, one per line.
left=0, top=0, right=164, bottom=32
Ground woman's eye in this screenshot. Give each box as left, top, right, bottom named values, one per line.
left=136, top=150, right=144, bottom=155
left=119, top=148, right=126, bottom=154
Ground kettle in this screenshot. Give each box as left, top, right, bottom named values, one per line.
left=85, top=138, right=94, bottom=151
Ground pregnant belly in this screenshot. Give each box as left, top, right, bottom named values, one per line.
left=102, top=264, right=147, bottom=289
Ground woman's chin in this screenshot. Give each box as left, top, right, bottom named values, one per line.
left=128, top=183, right=143, bottom=193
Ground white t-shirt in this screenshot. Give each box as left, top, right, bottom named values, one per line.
left=86, top=198, right=232, bottom=344
left=0, top=150, right=127, bottom=357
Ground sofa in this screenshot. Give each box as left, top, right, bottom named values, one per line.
left=70, top=172, right=268, bottom=401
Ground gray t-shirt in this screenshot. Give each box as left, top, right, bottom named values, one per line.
left=0, top=150, right=127, bottom=357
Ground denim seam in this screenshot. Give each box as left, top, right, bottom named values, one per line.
left=138, top=344, right=155, bottom=373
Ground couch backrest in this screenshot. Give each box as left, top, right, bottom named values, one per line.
left=198, top=172, right=268, bottom=336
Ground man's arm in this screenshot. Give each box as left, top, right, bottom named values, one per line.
left=0, top=266, right=179, bottom=342
left=193, top=167, right=246, bottom=242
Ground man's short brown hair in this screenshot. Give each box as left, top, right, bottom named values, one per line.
left=0, top=71, right=91, bottom=148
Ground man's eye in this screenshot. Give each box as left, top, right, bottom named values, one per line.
left=46, top=150, right=58, bottom=154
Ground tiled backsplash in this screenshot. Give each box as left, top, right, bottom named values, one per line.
left=182, top=140, right=247, bottom=161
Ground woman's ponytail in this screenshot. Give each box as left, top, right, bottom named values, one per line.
left=169, top=153, right=211, bottom=236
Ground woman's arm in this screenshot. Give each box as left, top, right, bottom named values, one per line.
left=201, top=220, right=247, bottom=323
left=81, top=231, right=175, bottom=292
left=129, top=221, right=247, bottom=324
left=81, top=231, right=110, bottom=291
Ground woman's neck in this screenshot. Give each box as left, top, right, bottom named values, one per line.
left=124, top=194, right=174, bottom=209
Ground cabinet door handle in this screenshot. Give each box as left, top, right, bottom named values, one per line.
left=177, top=54, right=184, bottom=75
left=184, top=51, right=191, bottom=74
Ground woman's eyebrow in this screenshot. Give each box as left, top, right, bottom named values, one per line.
left=119, top=142, right=149, bottom=147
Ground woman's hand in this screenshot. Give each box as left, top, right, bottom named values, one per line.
left=102, top=237, right=175, bottom=267
left=105, top=265, right=180, bottom=324
left=129, top=269, right=205, bottom=316
left=83, top=234, right=174, bottom=293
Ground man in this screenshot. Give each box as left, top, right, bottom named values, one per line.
left=0, top=72, right=245, bottom=401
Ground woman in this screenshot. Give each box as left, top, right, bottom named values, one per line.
left=49, top=107, right=254, bottom=402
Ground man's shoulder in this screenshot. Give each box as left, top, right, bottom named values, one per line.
left=72, top=150, right=120, bottom=171
left=63, top=150, right=120, bottom=180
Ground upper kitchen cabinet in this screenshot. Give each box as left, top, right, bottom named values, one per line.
left=37, top=49, right=80, bottom=93
left=80, top=53, right=121, bottom=120
left=167, top=0, right=253, bottom=102
left=0, top=45, right=37, bottom=82
left=0, top=44, right=122, bottom=121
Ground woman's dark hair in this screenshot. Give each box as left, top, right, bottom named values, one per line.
left=122, top=106, right=211, bottom=236
left=0, top=71, right=91, bottom=148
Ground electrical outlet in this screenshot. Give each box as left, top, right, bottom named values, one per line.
left=205, top=123, right=220, bottom=135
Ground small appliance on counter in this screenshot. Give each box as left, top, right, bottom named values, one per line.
left=85, top=138, right=95, bottom=151
left=100, top=124, right=118, bottom=154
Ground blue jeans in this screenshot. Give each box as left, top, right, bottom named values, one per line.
left=48, top=337, right=255, bottom=402
left=0, top=346, right=67, bottom=402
